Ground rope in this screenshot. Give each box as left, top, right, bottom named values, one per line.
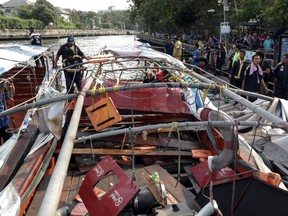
left=98, top=86, right=106, bottom=94
left=113, top=85, right=119, bottom=92
left=175, top=122, right=181, bottom=187
left=231, top=121, right=238, bottom=216
left=165, top=121, right=177, bottom=150
left=66, top=70, right=77, bottom=94
left=248, top=122, right=259, bottom=162
left=202, top=83, right=212, bottom=102
left=168, top=75, right=183, bottom=83
left=209, top=176, right=214, bottom=204
left=128, top=127, right=136, bottom=181
left=90, top=135, right=95, bottom=163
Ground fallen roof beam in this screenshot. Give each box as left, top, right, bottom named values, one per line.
left=189, top=71, right=288, bottom=132
left=67, top=148, right=192, bottom=156
left=76, top=120, right=283, bottom=143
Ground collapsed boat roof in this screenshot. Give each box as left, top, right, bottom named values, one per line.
left=104, top=45, right=186, bottom=68
left=0, top=44, right=48, bottom=74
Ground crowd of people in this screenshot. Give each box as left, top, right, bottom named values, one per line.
left=150, top=31, right=288, bottom=101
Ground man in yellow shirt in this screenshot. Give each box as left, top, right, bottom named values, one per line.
left=173, top=37, right=182, bottom=60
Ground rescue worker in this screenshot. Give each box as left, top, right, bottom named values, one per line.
left=29, top=27, right=45, bottom=67
left=173, top=37, right=182, bottom=61
left=53, top=36, right=89, bottom=94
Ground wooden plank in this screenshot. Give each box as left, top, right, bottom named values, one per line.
left=75, top=155, right=97, bottom=173
left=25, top=175, right=51, bottom=216
left=58, top=170, right=72, bottom=209
left=123, top=165, right=199, bottom=210
left=82, top=135, right=202, bottom=150
left=66, top=148, right=192, bottom=156
left=183, top=165, right=201, bottom=194
left=143, top=165, right=199, bottom=210
left=67, top=171, right=82, bottom=203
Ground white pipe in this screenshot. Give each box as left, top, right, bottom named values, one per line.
left=38, top=75, right=95, bottom=216
left=197, top=200, right=219, bottom=216
left=189, top=71, right=288, bottom=132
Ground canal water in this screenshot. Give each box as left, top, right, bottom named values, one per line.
left=1, top=35, right=138, bottom=56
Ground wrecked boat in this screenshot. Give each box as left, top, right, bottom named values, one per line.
left=0, top=44, right=67, bottom=215
left=2, top=44, right=288, bottom=215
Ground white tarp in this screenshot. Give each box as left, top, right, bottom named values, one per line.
left=104, top=45, right=186, bottom=68
left=0, top=44, right=48, bottom=74
left=32, top=87, right=65, bottom=140
left=0, top=183, right=20, bottom=216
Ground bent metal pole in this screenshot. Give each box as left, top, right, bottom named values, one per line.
left=189, top=70, right=288, bottom=132
left=37, top=74, right=95, bottom=216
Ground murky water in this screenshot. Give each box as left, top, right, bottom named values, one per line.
left=1, top=35, right=138, bottom=56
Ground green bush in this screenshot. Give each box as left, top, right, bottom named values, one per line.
left=0, top=16, right=44, bottom=29
left=58, top=21, right=76, bottom=29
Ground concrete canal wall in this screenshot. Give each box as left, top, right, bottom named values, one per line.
left=0, top=28, right=130, bottom=40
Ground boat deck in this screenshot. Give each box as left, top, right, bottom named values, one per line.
left=26, top=162, right=199, bottom=215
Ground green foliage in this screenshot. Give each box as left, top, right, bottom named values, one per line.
left=128, top=0, right=222, bottom=33
left=17, top=5, right=34, bottom=19
left=99, top=10, right=134, bottom=30
left=16, top=0, right=55, bottom=27
left=261, top=0, right=288, bottom=26
left=0, top=16, right=44, bottom=29
left=102, top=22, right=112, bottom=29
left=129, top=0, right=288, bottom=34
left=32, top=0, right=55, bottom=26
left=58, top=22, right=76, bottom=29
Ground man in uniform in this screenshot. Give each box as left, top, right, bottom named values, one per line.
left=173, top=37, right=182, bottom=61
left=29, top=27, right=45, bottom=67
left=54, top=36, right=89, bottom=94
left=230, top=49, right=249, bottom=88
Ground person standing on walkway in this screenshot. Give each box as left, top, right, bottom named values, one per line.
left=192, top=42, right=200, bottom=65
left=230, top=50, right=249, bottom=88
left=255, top=51, right=272, bottom=95
left=231, top=44, right=241, bottom=68
left=263, top=35, right=274, bottom=53
left=54, top=35, right=90, bottom=94
left=165, top=36, right=174, bottom=56
left=242, top=54, right=268, bottom=102
left=215, top=42, right=226, bottom=76
left=29, top=27, right=45, bottom=67
left=273, top=53, right=288, bottom=100
left=173, top=37, right=182, bottom=61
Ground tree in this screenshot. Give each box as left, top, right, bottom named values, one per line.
left=32, top=0, right=55, bottom=26
left=261, top=0, right=288, bottom=27
left=17, top=0, right=56, bottom=27
left=128, top=0, right=222, bottom=33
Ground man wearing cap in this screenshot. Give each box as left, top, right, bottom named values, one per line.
left=54, top=35, right=89, bottom=93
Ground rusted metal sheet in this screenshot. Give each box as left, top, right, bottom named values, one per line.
left=84, top=79, right=191, bottom=114
left=0, top=124, right=38, bottom=191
